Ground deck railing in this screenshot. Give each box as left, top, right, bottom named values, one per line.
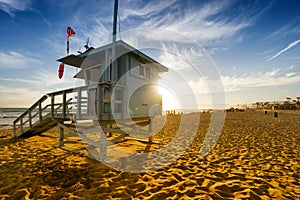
left=13, top=95, right=49, bottom=137
left=13, top=83, right=120, bottom=137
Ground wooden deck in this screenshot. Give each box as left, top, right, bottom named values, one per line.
left=13, top=84, right=157, bottom=161
left=14, top=84, right=106, bottom=138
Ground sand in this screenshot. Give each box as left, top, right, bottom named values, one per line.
left=0, top=111, right=300, bottom=199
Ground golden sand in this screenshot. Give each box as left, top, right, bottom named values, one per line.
left=0, top=111, right=299, bottom=199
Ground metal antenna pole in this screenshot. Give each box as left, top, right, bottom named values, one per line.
left=111, top=0, right=119, bottom=83
left=113, top=0, right=118, bottom=43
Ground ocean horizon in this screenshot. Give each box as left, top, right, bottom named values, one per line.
left=0, top=108, right=27, bottom=129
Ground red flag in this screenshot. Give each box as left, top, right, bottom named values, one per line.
left=66, top=27, right=75, bottom=37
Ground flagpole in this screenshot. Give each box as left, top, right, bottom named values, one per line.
left=113, top=0, right=118, bottom=44
left=67, top=36, right=70, bottom=55
left=111, top=0, right=118, bottom=82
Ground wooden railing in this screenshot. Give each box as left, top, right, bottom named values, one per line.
left=13, top=95, right=49, bottom=137
left=13, top=83, right=120, bottom=138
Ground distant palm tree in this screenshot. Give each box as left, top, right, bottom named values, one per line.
left=264, top=102, right=270, bottom=109
left=274, top=102, right=280, bottom=110
left=296, top=97, right=300, bottom=109
left=255, top=102, right=263, bottom=110
left=292, top=100, right=297, bottom=110
left=285, top=97, right=292, bottom=110
left=283, top=101, right=287, bottom=109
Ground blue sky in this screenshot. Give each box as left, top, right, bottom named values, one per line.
left=0, top=0, right=299, bottom=108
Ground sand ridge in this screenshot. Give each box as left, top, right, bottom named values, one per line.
left=0, top=111, right=300, bottom=199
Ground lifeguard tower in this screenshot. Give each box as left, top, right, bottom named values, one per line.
left=13, top=0, right=168, bottom=161
left=58, top=40, right=168, bottom=121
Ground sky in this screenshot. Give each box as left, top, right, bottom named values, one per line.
left=0, top=0, right=299, bottom=109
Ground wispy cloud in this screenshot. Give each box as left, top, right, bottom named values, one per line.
left=267, top=39, right=300, bottom=61
left=0, top=85, right=41, bottom=107
left=158, top=43, right=206, bottom=71
left=0, top=69, right=77, bottom=107
left=118, top=0, right=269, bottom=47
left=221, top=69, right=300, bottom=92
left=187, top=68, right=300, bottom=94
left=0, top=77, right=40, bottom=85
left=0, top=70, right=75, bottom=89
left=267, top=16, right=300, bottom=39
left=289, top=65, right=295, bottom=69
left=0, top=51, right=43, bottom=69
left=154, top=2, right=248, bottom=43
left=75, top=19, right=110, bottom=48
left=253, top=48, right=274, bottom=56
left=34, top=70, right=75, bottom=89
left=0, top=0, right=32, bottom=17
left=120, top=0, right=178, bottom=20
left=47, top=1, right=270, bottom=58
left=45, top=9, right=112, bottom=56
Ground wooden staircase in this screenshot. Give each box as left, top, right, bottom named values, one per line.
left=13, top=88, right=76, bottom=138
left=13, top=83, right=119, bottom=138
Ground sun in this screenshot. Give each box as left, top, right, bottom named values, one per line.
left=157, top=85, right=181, bottom=111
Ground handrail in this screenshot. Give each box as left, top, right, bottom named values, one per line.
left=53, top=98, right=73, bottom=114
left=13, top=82, right=118, bottom=137
left=46, top=82, right=113, bottom=97
left=13, top=95, right=48, bottom=123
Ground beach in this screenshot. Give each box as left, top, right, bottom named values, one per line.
left=0, top=111, right=300, bottom=199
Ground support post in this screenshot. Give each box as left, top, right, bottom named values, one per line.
left=77, top=88, right=82, bottom=119
left=107, top=123, right=112, bottom=137
left=102, top=87, right=105, bottom=118
left=96, top=86, right=101, bottom=120
left=104, top=50, right=109, bottom=82
left=111, top=50, right=116, bottom=83
left=148, top=118, right=153, bottom=143
left=38, top=100, right=42, bottom=120
left=58, top=126, right=64, bottom=147
left=51, top=94, right=55, bottom=118
left=13, top=122, right=17, bottom=138
left=20, top=118, right=23, bottom=134
left=99, top=129, right=107, bottom=161
left=63, top=91, right=67, bottom=118
left=28, top=109, right=32, bottom=128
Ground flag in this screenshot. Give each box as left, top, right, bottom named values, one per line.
left=66, top=27, right=75, bottom=37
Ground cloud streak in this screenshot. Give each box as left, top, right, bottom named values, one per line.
left=0, top=70, right=77, bottom=107
left=221, top=69, right=300, bottom=92
left=188, top=68, right=300, bottom=94
left=266, top=16, right=300, bottom=39
left=0, top=51, right=43, bottom=69
left=0, top=0, right=32, bottom=17
left=118, top=0, right=269, bottom=47
left=120, top=0, right=178, bottom=21
left=0, top=85, right=42, bottom=107
left=0, top=70, right=75, bottom=89
left=267, top=39, right=300, bottom=61
left=47, top=0, right=270, bottom=57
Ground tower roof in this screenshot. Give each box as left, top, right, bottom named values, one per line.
left=57, top=40, right=168, bottom=72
